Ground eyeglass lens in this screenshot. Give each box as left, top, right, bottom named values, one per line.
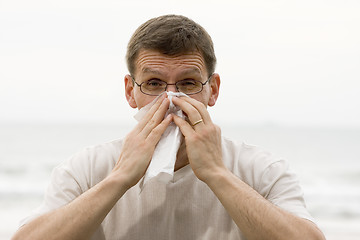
left=141, top=79, right=203, bottom=95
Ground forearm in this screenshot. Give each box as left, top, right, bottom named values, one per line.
left=12, top=176, right=128, bottom=240
left=205, top=169, right=325, bottom=240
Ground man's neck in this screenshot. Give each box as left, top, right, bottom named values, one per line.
left=174, top=141, right=189, bottom=171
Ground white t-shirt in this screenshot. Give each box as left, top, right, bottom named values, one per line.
left=21, top=137, right=314, bottom=240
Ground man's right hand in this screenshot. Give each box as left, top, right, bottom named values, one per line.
left=109, top=94, right=173, bottom=189
left=11, top=94, right=172, bottom=240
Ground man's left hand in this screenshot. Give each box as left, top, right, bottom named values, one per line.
left=171, top=96, right=226, bottom=183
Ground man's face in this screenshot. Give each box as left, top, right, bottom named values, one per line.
left=125, top=49, right=219, bottom=109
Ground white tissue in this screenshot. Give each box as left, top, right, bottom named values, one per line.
left=134, top=91, right=188, bottom=190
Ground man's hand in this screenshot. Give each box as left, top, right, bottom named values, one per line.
left=171, top=96, right=225, bottom=183
left=171, top=96, right=325, bottom=240
left=11, top=94, right=174, bottom=240
left=110, top=94, right=173, bottom=189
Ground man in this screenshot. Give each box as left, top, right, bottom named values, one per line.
left=12, top=15, right=325, bottom=240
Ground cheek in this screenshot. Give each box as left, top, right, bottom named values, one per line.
left=134, top=91, right=157, bottom=109
left=189, top=88, right=211, bottom=105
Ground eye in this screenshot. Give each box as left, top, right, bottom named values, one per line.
left=145, top=79, right=165, bottom=87
left=178, top=79, right=197, bottom=87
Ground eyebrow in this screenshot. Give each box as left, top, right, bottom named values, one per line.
left=142, top=68, right=162, bottom=75
left=181, top=68, right=201, bottom=76
left=141, top=68, right=202, bottom=77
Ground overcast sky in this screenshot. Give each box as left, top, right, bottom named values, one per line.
left=1, top=0, right=359, bottom=127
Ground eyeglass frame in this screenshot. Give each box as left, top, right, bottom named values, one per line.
left=131, top=74, right=213, bottom=96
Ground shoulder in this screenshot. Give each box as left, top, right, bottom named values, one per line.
left=221, top=136, right=288, bottom=189
left=55, top=138, right=124, bottom=188
left=76, top=138, right=124, bottom=162
left=221, top=137, right=313, bottom=221
left=64, top=138, right=124, bottom=168
left=221, top=136, right=279, bottom=169
left=19, top=139, right=125, bottom=226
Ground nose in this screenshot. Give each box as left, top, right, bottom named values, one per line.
left=166, top=83, right=178, bottom=93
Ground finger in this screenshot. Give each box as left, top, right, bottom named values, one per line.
left=140, top=97, right=171, bottom=137
left=171, top=97, right=205, bottom=127
left=146, top=114, right=173, bottom=143
left=180, top=97, right=212, bottom=124
left=172, top=114, right=195, bottom=137
left=136, top=94, right=167, bottom=132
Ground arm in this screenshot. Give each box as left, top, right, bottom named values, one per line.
left=206, top=168, right=325, bottom=240
left=12, top=95, right=173, bottom=240
left=172, top=96, right=325, bottom=240
left=12, top=176, right=128, bottom=240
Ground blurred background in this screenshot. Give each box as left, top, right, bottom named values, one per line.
left=1, top=0, right=359, bottom=239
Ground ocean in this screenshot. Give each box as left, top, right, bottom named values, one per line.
left=1, top=122, right=359, bottom=239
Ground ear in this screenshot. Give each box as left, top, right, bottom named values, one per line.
left=124, top=74, right=138, bottom=108
left=208, top=73, right=221, bottom=107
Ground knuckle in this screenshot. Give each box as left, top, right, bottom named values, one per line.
left=208, top=124, right=219, bottom=133
left=148, top=118, right=156, bottom=126
left=188, top=108, right=198, bottom=116
left=215, top=125, right=221, bottom=134
left=199, top=131, right=210, bottom=140
left=150, top=127, right=161, bottom=136
left=191, top=133, right=201, bottom=142
left=137, top=140, right=147, bottom=149
left=150, top=123, right=167, bottom=137
left=198, top=124, right=219, bottom=139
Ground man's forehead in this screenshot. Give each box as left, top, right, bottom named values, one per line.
left=142, top=67, right=201, bottom=75
left=135, top=49, right=207, bottom=76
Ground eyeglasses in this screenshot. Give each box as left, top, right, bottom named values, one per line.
left=131, top=75, right=212, bottom=96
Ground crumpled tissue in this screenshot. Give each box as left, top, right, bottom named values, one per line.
left=134, top=91, right=188, bottom=190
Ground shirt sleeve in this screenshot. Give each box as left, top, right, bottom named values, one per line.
left=256, top=159, right=315, bottom=222
left=19, top=153, right=88, bottom=227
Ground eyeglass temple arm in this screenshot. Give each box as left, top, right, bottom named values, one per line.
left=130, top=76, right=141, bottom=87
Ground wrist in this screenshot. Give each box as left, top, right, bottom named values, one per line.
left=201, top=167, right=233, bottom=188
left=104, top=172, right=132, bottom=197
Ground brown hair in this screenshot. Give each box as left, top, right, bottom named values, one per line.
left=126, top=14, right=216, bottom=77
